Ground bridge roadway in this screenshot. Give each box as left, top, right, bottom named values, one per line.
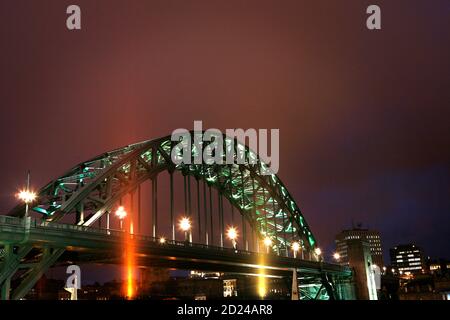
left=0, top=215, right=351, bottom=279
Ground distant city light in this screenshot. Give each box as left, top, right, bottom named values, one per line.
left=291, top=242, right=300, bottom=252
left=333, top=252, right=341, bottom=261
left=159, top=237, right=166, bottom=244
left=314, top=247, right=322, bottom=256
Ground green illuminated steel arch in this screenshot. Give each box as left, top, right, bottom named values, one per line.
left=10, top=132, right=317, bottom=255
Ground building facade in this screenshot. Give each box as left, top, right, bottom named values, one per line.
left=346, top=239, right=378, bottom=300
left=335, top=227, right=384, bottom=267
left=390, top=244, right=424, bottom=274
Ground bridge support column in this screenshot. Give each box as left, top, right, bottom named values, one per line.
left=196, top=178, right=201, bottom=241
left=76, top=203, right=84, bottom=225
left=0, top=245, right=32, bottom=291
left=138, top=184, right=141, bottom=234
left=242, top=214, right=247, bottom=251
left=187, top=175, right=192, bottom=241
left=202, top=178, right=208, bottom=245
left=183, top=175, right=188, bottom=216
left=231, top=204, right=234, bottom=225
left=320, top=272, right=336, bottom=300
left=291, top=268, right=299, bottom=300
left=251, top=176, right=257, bottom=252
left=152, top=176, right=158, bottom=238
left=130, top=188, right=135, bottom=232
left=271, top=195, right=279, bottom=255
left=0, top=276, right=11, bottom=300
left=11, top=247, right=65, bottom=300
left=239, top=168, right=247, bottom=251
left=208, top=184, right=214, bottom=245
left=170, top=171, right=175, bottom=241
left=187, top=175, right=192, bottom=217
left=218, top=190, right=223, bottom=247
left=0, top=245, right=15, bottom=300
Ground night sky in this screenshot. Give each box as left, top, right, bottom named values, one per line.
left=1, top=0, right=449, bottom=269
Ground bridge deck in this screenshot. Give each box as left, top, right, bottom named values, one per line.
left=0, top=215, right=351, bottom=278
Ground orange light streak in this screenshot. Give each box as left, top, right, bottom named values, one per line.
left=124, top=219, right=136, bottom=299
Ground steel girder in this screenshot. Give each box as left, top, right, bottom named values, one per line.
left=11, top=247, right=65, bottom=300
left=9, top=132, right=318, bottom=255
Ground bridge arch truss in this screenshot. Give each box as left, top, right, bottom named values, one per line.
left=11, top=132, right=318, bottom=257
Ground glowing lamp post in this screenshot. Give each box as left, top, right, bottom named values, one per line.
left=179, top=217, right=192, bottom=243
left=17, top=190, right=37, bottom=204
left=263, top=237, right=272, bottom=254
left=16, top=171, right=36, bottom=219
left=291, top=241, right=300, bottom=300
left=291, top=242, right=300, bottom=259
left=314, top=247, right=322, bottom=262
left=226, top=227, right=238, bottom=250
left=333, top=252, right=341, bottom=262
left=17, top=190, right=37, bottom=217
left=115, top=206, right=127, bottom=230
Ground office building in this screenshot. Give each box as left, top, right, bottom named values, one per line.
left=335, top=226, right=384, bottom=267
left=390, top=244, right=424, bottom=274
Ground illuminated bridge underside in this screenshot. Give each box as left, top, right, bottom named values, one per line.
left=0, top=216, right=353, bottom=300
left=11, top=132, right=316, bottom=253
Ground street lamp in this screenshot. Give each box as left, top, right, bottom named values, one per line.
left=291, top=241, right=300, bottom=300
left=159, top=236, right=166, bottom=244
left=333, top=252, right=341, bottom=261
left=17, top=190, right=37, bottom=204
left=17, top=190, right=37, bottom=218
left=16, top=171, right=36, bottom=218
left=115, top=206, right=127, bottom=230
left=179, top=217, right=192, bottom=242
left=226, top=227, right=238, bottom=250
left=263, top=237, right=272, bottom=254
left=314, top=247, right=322, bottom=261
left=291, top=242, right=300, bottom=259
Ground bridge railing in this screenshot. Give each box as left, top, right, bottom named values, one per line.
left=0, top=215, right=255, bottom=256
left=0, top=215, right=352, bottom=275
left=1, top=215, right=349, bottom=259
left=0, top=215, right=23, bottom=226
left=132, top=233, right=254, bottom=256
left=34, top=219, right=124, bottom=237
